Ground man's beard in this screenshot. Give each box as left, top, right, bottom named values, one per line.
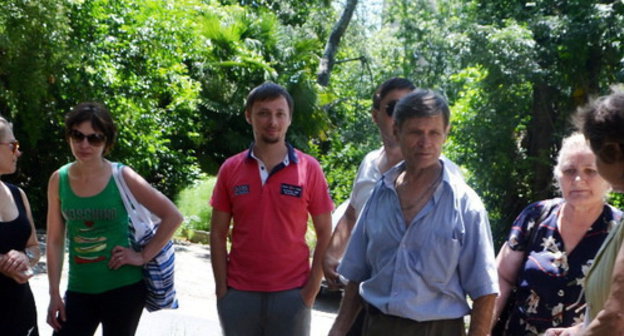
left=260, top=135, right=281, bottom=144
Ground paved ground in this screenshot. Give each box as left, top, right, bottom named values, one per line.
left=30, top=237, right=341, bottom=335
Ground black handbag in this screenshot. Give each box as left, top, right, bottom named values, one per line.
left=491, top=203, right=554, bottom=336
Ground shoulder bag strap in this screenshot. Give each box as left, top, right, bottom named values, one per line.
left=112, top=162, right=156, bottom=241
left=112, top=162, right=135, bottom=215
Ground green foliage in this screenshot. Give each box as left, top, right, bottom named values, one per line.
left=310, top=88, right=378, bottom=204
left=3, top=0, right=624, bottom=244
left=175, top=175, right=217, bottom=235
left=447, top=66, right=534, bottom=246
left=58, top=0, right=203, bottom=196
left=0, top=0, right=71, bottom=144
left=1, top=0, right=333, bottom=226
left=458, top=0, right=624, bottom=245
left=0, top=0, right=74, bottom=219
left=610, top=193, right=624, bottom=210
left=190, top=3, right=332, bottom=172
left=218, top=0, right=331, bottom=26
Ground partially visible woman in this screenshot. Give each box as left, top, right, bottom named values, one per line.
left=46, top=102, right=183, bottom=336
left=0, top=115, right=41, bottom=336
left=546, top=88, right=624, bottom=336
left=492, top=132, right=622, bottom=335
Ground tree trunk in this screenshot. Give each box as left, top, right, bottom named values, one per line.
left=317, top=0, right=358, bottom=86
left=528, top=82, right=557, bottom=201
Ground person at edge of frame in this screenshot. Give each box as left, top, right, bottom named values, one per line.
left=0, top=115, right=41, bottom=336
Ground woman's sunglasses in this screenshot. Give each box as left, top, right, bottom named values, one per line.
left=0, top=140, right=19, bottom=154
left=68, top=129, right=106, bottom=146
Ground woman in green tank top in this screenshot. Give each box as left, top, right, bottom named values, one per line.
left=46, top=102, right=183, bottom=336
left=545, top=88, right=624, bottom=336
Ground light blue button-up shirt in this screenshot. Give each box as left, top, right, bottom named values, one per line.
left=338, top=160, right=498, bottom=321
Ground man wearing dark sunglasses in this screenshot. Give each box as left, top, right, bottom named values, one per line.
left=210, top=82, right=334, bottom=336
left=324, top=78, right=463, bottom=335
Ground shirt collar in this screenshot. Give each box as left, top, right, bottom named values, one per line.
left=381, top=159, right=450, bottom=204
left=245, top=142, right=299, bottom=164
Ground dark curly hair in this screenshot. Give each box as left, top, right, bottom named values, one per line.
left=575, top=86, right=624, bottom=164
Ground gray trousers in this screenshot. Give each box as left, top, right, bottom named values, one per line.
left=217, top=288, right=311, bottom=336
left=363, top=304, right=466, bottom=336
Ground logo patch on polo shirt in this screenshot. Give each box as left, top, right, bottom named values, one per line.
left=281, top=183, right=303, bottom=198
left=234, top=184, right=250, bottom=196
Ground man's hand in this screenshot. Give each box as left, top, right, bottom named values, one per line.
left=322, top=253, right=343, bottom=290
left=301, top=279, right=320, bottom=308
left=215, top=284, right=228, bottom=299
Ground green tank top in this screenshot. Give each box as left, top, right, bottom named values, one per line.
left=585, top=218, right=623, bottom=321
left=59, top=163, right=142, bottom=294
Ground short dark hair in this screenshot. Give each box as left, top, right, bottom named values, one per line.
left=65, top=102, right=116, bottom=154
left=245, top=82, right=294, bottom=116
left=575, top=87, right=624, bottom=164
left=372, top=77, right=416, bottom=110
left=393, top=89, right=450, bottom=129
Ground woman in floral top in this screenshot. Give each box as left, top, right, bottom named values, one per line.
left=492, top=133, right=622, bottom=335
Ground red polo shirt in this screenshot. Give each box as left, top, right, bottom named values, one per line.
left=210, top=145, right=334, bottom=292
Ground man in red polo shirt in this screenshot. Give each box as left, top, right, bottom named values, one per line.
left=210, top=82, right=334, bottom=336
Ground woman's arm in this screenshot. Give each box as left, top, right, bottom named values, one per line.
left=46, top=171, right=67, bottom=331
left=0, top=187, right=39, bottom=281
left=19, top=188, right=41, bottom=266
left=491, top=242, right=525, bottom=330
left=109, top=165, right=183, bottom=269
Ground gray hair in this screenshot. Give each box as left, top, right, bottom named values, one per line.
left=0, top=116, right=11, bottom=140
left=552, top=132, right=610, bottom=197
left=393, top=89, right=450, bottom=129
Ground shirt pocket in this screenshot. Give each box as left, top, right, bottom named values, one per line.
left=277, top=183, right=306, bottom=209
left=416, top=234, right=462, bottom=284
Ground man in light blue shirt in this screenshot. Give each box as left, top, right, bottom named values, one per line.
left=328, top=89, right=498, bottom=336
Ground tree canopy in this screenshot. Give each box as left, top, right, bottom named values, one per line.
left=2, top=0, right=623, bottom=242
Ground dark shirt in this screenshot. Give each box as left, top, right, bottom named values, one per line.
left=504, top=198, right=622, bottom=335
left=0, top=183, right=38, bottom=336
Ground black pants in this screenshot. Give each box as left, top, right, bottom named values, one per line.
left=0, top=281, right=38, bottom=336
left=54, top=281, right=146, bottom=336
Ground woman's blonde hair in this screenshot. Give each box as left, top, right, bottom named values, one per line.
left=553, top=132, right=610, bottom=197
left=553, top=132, right=592, bottom=180
left=0, top=116, right=11, bottom=140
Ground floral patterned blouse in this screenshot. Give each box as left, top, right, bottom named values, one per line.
left=502, top=198, right=622, bottom=335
